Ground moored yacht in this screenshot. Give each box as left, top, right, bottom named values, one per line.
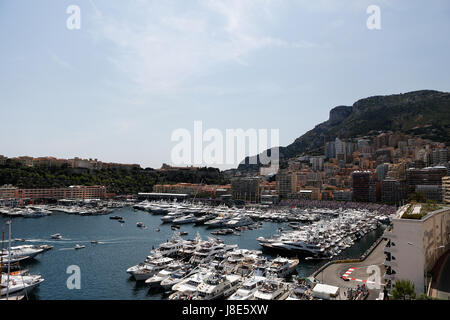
left=172, top=214, right=197, bottom=225
left=1, top=245, right=44, bottom=260
left=225, top=216, right=254, bottom=228
left=0, top=274, right=44, bottom=297
left=267, top=257, right=299, bottom=278
left=169, top=269, right=212, bottom=299
left=145, top=262, right=184, bottom=288
left=161, top=211, right=184, bottom=223
left=204, top=216, right=232, bottom=228
left=160, top=267, right=196, bottom=291
left=126, top=257, right=174, bottom=281
left=228, top=276, right=266, bottom=300
left=193, top=273, right=242, bottom=300
left=252, top=278, right=290, bottom=300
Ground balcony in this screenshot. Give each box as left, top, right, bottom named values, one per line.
left=384, top=245, right=396, bottom=254
left=384, top=259, right=397, bottom=268
left=384, top=272, right=396, bottom=281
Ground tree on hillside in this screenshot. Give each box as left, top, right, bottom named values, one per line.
left=391, top=280, right=416, bottom=300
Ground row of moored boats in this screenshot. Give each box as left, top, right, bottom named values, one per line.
left=126, top=232, right=318, bottom=300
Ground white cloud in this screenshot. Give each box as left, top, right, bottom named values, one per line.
left=91, top=0, right=322, bottom=95
left=48, top=50, right=74, bottom=71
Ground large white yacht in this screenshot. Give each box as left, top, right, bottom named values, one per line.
left=225, top=216, right=254, bottom=228
left=267, top=257, right=299, bottom=278
left=204, top=215, right=232, bottom=228
left=1, top=245, right=44, bottom=260
left=161, top=211, right=185, bottom=223
left=155, top=233, right=188, bottom=257
left=0, top=273, right=44, bottom=297
left=145, top=262, right=184, bottom=288
left=257, top=232, right=326, bottom=256
left=190, top=242, right=237, bottom=265
left=193, top=273, right=242, bottom=300
left=170, top=269, right=212, bottom=298
left=126, top=257, right=174, bottom=281
left=228, top=276, right=266, bottom=300
left=252, top=278, right=290, bottom=300
left=160, top=267, right=196, bottom=291
left=172, top=214, right=197, bottom=225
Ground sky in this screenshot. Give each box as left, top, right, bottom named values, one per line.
left=0, top=0, right=449, bottom=170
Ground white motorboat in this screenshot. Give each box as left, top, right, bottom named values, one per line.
left=286, top=285, right=310, bottom=300
left=193, top=274, right=242, bottom=300
left=127, top=257, right=174, bottom=281
left=0, top=274, right=44, bottom=297
left=267, top=257, right=299, bottom=278
left=190, top=242, right=237, bottom=265
left=204, top=216, right=232, bottom=228
left=156, top=232, right=188, bottom=257
left=1, top=245, right=44, bottom=260
left=252, top=278, right=290, bottom=300
left=228, top=276, right=266, bottom=300
left=145, top=262, right=184, bottom=288
left=225, top=216, right=254, bottom=228
left=172, top=214, right=197, bottom=225
left=170, top=269, right=212, bottom=298
left=22, top=210, right=50, bottom=218
left=51, top=233, right=62, bottom=240
left=161, top=211, right=184, bottom=223
left=74, top=244, right=85, bottom=250
left=160, top=267, right=195, bottom=291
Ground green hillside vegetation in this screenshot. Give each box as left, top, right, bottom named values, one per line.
left=0, top=160, right=229, bottom=195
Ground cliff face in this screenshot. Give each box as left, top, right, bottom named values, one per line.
left=238, top=90, right=450, bottom=172
left=328, top=106, right=353, bottom=125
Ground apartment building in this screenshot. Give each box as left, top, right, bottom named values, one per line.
left=383, top=205, right=450, bottom=295
left=442, top=176, right=450, bottom=204
left=0, top=186, right=106, bottom=200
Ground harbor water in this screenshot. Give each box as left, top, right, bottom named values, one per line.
left=0, top=207, right=386, bottom=300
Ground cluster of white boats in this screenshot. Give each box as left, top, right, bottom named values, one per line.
left=0, top=199, right=392, bottom=300
left=134, top=200, right=390, bottom=258
left=126, top=232, right=314, bottom=300
left=258, top=209, right=389, bottom=258
left=0, top=243, right=47, bottom=299
left=0, top=201, right=129, bottom=218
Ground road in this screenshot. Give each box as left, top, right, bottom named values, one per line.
left=314, top=239, right=387, bottom=300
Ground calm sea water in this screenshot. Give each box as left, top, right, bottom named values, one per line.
left=0, top=207, right=385, bottom=300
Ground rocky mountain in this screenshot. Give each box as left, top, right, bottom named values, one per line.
left=238, top=90, right=450, bottom=172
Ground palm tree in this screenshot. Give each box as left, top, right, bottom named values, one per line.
left=392, top=280, right=416, bottom=300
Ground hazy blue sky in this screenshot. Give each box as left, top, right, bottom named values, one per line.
left=1, top=0, right=449, bottom=169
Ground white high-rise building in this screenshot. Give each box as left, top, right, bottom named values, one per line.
left=383, top=205, right=450, bottom=295
left=335, top=138, right=346, bottom=157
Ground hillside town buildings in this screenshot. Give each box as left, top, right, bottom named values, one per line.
left=229, top=131, right=449, bottom=204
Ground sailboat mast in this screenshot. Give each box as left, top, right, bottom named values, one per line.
left=6, top=220, right=11, bottom=299
left=0, top=230, right=4, bottom=290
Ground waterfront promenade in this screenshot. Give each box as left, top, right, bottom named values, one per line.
left=313, top=238, right=387, bottom=300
